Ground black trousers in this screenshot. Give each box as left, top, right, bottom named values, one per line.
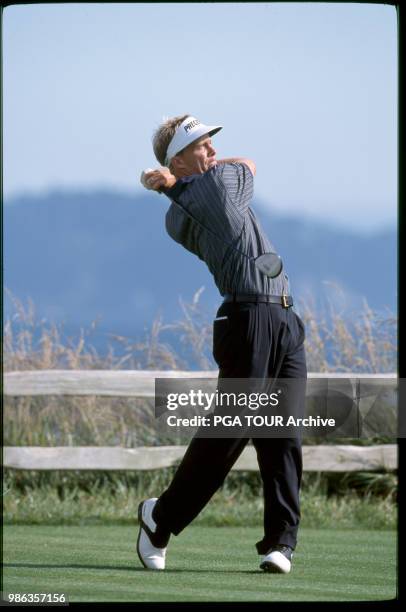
left=154, top=300, right=307, bottom=553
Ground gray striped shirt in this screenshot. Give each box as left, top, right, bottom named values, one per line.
left=163, top=162, right=290, bottom=297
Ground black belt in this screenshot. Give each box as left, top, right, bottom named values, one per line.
left=223, top=293, right=293, bottom=308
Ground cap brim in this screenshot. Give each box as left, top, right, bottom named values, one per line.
left=177, top=125, right=222, bottom=154
left=208, top=126, right=222, bottom=137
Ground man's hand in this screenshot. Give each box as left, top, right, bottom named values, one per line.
left=140, top=167, right=177, bottom=192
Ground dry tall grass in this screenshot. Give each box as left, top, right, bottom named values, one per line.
left=298, top=294, right=396, bottom=373
left=4, top=286, right=397, bottom=373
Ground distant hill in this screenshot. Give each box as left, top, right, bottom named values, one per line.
left=4, top=189, right=397, bottom=354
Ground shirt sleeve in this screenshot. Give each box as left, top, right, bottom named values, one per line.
left=211, top=162, right=254, bottom=216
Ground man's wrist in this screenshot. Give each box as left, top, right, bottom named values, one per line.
left=165, top=175, right=177, bottom=189
left=216, top=158, right=244, bottom=164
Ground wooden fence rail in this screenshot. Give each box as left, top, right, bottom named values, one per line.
left=3, top=370, right=397, bottom=472
left=4, top=369, right=397, bottom=397
left=3, top=444, right=397, bottom=472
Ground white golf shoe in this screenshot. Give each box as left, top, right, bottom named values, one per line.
left=260, top=545, right=293, bottom=573
left=137, top=498, right=169, bottom=570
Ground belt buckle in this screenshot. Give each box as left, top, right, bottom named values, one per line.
left=282, top=294, right=289, bottom=308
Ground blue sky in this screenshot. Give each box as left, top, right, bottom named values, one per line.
left=3, top=2, right=397, bottom=232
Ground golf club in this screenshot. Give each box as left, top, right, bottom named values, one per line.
left=141, top=169, right=283, bottom=279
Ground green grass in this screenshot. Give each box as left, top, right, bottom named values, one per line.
left=3, top=481, right=397, bottom=530
left=1, top=525, right=397, bottom=602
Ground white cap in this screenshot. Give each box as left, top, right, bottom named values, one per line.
left=164, top=116, right=222, bottom=166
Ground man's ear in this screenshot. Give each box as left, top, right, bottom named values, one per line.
left=171, top=155, right=186, bottom=173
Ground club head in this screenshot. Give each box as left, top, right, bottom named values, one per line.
left=255, top=253, right=283, bottom=278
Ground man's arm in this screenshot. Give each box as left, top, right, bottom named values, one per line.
left=216, top=158, right=256, bottom=176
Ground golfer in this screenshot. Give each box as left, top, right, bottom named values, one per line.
left=137, top=115, right=307, bottom=574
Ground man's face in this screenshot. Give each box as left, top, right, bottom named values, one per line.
left=173, top=134, right=217, bottom=176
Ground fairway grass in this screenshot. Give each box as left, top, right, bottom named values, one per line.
left=2, top=526, right=397, bottom=602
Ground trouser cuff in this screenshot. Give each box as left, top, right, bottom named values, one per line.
left=152, top=498, right=177, bottom=535
left=255, top=527, right=299, bottom=554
